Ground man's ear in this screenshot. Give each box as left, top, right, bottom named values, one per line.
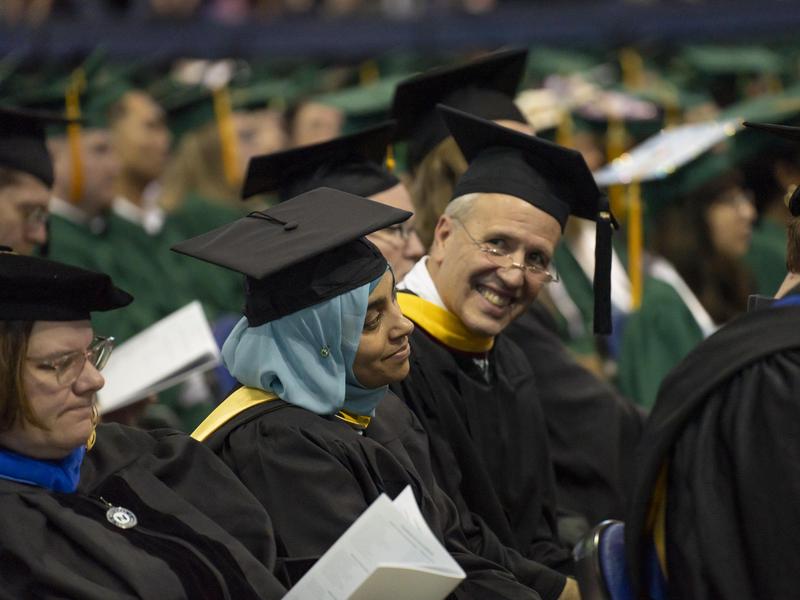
left=429, top=214, right=454, bottom=264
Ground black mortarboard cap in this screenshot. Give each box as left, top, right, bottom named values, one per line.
left=744, top=121, right=800, bottom=216
left=442, top=105, right=604, bottom=228
left=171, top=188, right=412, bottom=326
left=391, top=49, right=528, bottom=171
left=0, top=106, right=74, bottom=187
left=440, top=105, right=615, bottom=334
left=241, top=122, right=399, bottom=201
left=0, top=247, right=133, bottom=321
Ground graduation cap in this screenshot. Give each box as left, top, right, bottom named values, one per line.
left=11, top=56, right=131, bottom=134
left=241, top=122, right=398, bottom=201
left=744, top=121, right=800, bottom=216
left=674, top=45, right=786, bottom=108
left=438, top=104, right=614, bottom=334
left=391, top=48, right=528, bottom=172
left=0, top=247, right=132, bottom=321
left=171, top=187, right=412, bottom=326
left=311, top=74, right=409, bottom=135
left=0, top=105, right=75, bottom=187
left=594, top=118, right=741, bottom=311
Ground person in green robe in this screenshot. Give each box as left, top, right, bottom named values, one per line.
left=742, top=140, right=800, bottom=295
left=617, top=156, right=757, bottom=408
left=156, top=76, right=289, bottom=320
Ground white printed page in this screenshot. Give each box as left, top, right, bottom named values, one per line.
left=97, top=301, right=220, bottom=413
left=285, top=488, right=464, bottom=600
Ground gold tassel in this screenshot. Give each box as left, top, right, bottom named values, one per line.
left=555, top=110, right=574, bottom=148
left=212, top=86, right=241, bottom=189
left=86, top=403, right=99, bottom=450
left=385, top=144, right=396, bottom=172
left=65, top=69, right=86, bottom=205
left=605, top=117, right=629, bottom=225
left=359, top=60, right=380, bottom=86
left=766, top=74, right=783, bottom=95
left=606, top=116, right=626, bottom=163
left=663, top=86, right=682, bottom=129
left=619, top=47, right=646, bottom=91
left=628, top=181, right=643, bottom=310
left=609, top=185, right=627, bottom=225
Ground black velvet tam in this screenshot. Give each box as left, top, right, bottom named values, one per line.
left=0, top=105, right=74, bottom=187
left=0, top=248, right=133, bottom=321
left=241, top=122, right=398, bottom=201
left=171, top=187, right=411, bottom=325
left=391, top=48, right=528, bottom=171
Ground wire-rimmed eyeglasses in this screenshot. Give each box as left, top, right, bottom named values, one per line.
left=27, top=336, right=115, bottom=386
left=452, top=218, right=559, bottom=283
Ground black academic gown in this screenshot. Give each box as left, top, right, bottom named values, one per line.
left=0, top=424, right=286, bottom=600
left=203, top=390, right=547, bottom=600
left=505, top=303, right=644, bottom=530
left=390, top=325, right=574, bottom=581
left=626, top=298, right=800, bottom=600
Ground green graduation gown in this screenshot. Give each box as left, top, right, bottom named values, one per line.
left=163, top=193, right=248, bottom=320
left=745, top=216, right=787, bottom=296
left=617, top=277, right=706, bottom=409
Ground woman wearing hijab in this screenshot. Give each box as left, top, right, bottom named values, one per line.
left=176, top=188, right=556, bottom=600
left=0, top=248, right=286, bottom=599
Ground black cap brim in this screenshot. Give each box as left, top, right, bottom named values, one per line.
left=743, top=121, right=800, bottom=142
left=172, top=187, right=411, bottom=280
left=172, top=187, right=411, bottom=324
left=241, top=121, right=396, bottom=199
left=0, top=248, right=132, bottom=321
left=0, top=105, right=78, bottom=187
left=391, top=49, right=528, bottom=169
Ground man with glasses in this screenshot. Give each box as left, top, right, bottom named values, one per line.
left=392, top=106, right=615, bottom=600
left=0, top=107, right=68, bottom=255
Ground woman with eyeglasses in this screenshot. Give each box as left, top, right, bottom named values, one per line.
left=0, top=249, right=286, bottom=598
left=617, top=160, right=758, bottom=409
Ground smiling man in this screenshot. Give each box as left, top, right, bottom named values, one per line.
left=392, top=106, right=613, bottom=600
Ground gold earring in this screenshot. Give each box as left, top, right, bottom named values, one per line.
left=86, top=403, right=99, bottom=450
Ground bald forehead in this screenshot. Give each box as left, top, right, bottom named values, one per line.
left=464, top=193, right=561, bottom=236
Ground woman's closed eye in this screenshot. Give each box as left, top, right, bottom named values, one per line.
left=364, top=312, right=383, bottom=331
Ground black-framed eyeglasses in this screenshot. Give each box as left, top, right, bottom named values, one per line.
left=27, top=336, right=115, bottom=386
left=453, top=218, right=559, bottom=283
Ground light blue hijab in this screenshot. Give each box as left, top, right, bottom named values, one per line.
left=222, top=273, right=386, bottom=416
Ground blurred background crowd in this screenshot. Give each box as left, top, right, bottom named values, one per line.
left=3, top=0, right=800, bottom=430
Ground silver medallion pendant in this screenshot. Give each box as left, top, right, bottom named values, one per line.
left=106, top=505, right=138, bottom=529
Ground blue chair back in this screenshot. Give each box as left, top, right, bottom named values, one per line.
left=573, top=520, right=667, bottom=600
left=574, top=520, right=633, bottom=600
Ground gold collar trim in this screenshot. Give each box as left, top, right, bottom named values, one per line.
left=191, top=386, right=278, bottom=442
left=397, top=292, right=494, bottom=353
